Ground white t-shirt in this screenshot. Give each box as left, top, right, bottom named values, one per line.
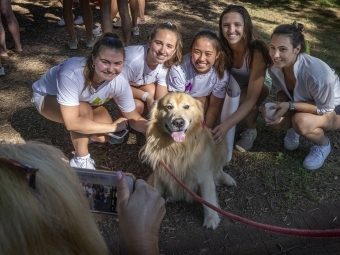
left=269, top=53, right=340, bottom=114
left=121, top=45, right=168, bottom=87
left=32, top=57, right=135, bottom=113
left=168, top=53, right=228, bottom=98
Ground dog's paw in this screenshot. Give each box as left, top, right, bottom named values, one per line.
left=227, top=176, right=237, bottom=187
left=203, top=213, right=220, bottom=229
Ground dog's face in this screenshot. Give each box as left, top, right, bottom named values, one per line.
left=150, top=92, right=204, bottom=142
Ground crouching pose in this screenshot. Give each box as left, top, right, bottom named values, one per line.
left=31, top=33, right=147, bottom=169
left=265, top=22, right=340, bottom=170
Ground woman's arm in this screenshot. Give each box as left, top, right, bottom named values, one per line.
left=213, top=51, right=267, bottom=140
left=205, top=95, right=223, bottom=129
left=155, top=85, right=168, bottom=100
left=122, top=109, right=148, bottom=134
left=60, top=105, right=127, bottom=134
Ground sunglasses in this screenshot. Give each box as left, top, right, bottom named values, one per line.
left=0, top=157, right=38, bottom=189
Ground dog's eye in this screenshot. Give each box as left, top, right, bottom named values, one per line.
left=183, top=105, right=189, bottom=109
left=166, top=105, right=173, bottom=110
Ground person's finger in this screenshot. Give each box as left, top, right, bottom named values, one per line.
left=116, top=171, right=130, bottom=209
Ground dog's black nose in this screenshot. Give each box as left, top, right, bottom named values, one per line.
left=173, top=118, right=185, bottom=128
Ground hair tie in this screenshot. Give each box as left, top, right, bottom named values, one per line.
left=165, top=22, right=173, bottom=28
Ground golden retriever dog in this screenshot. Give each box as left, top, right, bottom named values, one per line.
left=141, top=92, right=236, bottom=229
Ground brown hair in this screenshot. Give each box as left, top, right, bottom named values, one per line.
left=271, top=21, right=306, bottom=53
left=190, top=29, right=226, bottom=79
left=218, top=4, right=272, bottom=70
left=0, top=141, right=109, bottom=255
left=83, top=33, right=125, bottom=93
left=147, top=22, right=183, bottom=67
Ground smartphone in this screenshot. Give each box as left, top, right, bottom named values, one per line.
left=74, top=168, right=136, bottom=215
left=106, top=129, right=129, bottom=140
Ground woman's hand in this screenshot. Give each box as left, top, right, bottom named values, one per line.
left=113, top=117, right=128, bottom=132
left=266, top=102, right=289, bottom=125
left=212, top=123, right=230, bottom=143
left=117, top=171, right=165, bottom=255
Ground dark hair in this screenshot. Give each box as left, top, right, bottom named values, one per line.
left=218, top=4, right=272, bottom=70
left=83, top=33, right=124, bottom=92
left=271, top=21, right=306, bottom=53
left=147, top=22, right=183, bottom=67
left=190, top=30, right=226, bottom=79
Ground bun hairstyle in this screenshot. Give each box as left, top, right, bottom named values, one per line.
left=271, top=21, right=306, bottom=53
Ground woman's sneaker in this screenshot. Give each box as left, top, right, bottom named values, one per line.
left=74, top=15, right=84, bottom=25
left=132, top=26, right=139, bottom=36
left=303, top=137, right=331, bottom=170
left=235, top=128, right=257, bottom=152
left=86, top=36, right=97, bottom=48
left=68, top=39, right=78, bottom=50
left=284, top=128, right=300, bottom=151
left=70, top=154, right=96, bottom=170
left=93, top=26, right=102, bottom=37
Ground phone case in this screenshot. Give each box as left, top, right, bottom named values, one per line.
left=106, top=129, right=129, bottom=139
left=74, top=168, right=136, bottom=215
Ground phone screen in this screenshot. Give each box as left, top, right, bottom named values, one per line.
left=74, top=168, right=135, bottom=215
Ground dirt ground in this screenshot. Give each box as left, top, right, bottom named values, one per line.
left=1, top=0, right=340, bottom=254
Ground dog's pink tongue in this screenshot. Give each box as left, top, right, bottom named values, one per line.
left=172, top=131, right=186, bottom=142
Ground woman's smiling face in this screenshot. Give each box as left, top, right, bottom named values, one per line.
left=191, top=37, right=219, bottom=75
left=221, top=12, right=245, bottom=46
left=92, top=47, right=124, bottom=82
left=147, top=29, right=177, bottom=65
left=270, top=34, right=301, bottom=68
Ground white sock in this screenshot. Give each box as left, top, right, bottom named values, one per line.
left=76, top=154, right=90, bottom=160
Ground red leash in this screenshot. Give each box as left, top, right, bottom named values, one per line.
left=159, top=159, right=340, bottom=237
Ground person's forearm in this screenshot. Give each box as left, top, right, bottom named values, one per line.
left=281, top=101, right=317, bottom=114
left=128, top=117, right=147, bottom=134
left=64, top=117, right=117, bottom=134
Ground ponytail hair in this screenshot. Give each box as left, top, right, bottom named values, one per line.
left=271, top=21, right=306, bottom=53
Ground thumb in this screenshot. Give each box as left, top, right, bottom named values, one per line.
left=116, top=171, right=130, bottom=208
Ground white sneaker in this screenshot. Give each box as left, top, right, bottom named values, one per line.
left=303, top=137, right=331, bottom=170
left=0, top=67, right=5, bottom=76
left=68, top=39, right=78, bottom=50
left=93, top=26, right=102, bottom=37
left=113, top=19, right=122, bottom=27
left=132, top=26, right=139, bottom=36
left=57, top=14, right=75, bottom=27
left=86, top=36, right=97, bottom=48
left=74, top=15, right=84, bottom=25
left=235, top=128, right=257, bottom=152
left=284, top=128, right=300, bottom=151
left=70, top=154, right=96, bottom=170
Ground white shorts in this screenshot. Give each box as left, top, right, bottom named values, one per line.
left=31, top=94, right=46, bottom=113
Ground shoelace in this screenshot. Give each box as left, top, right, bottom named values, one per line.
left=309, top=146, right=325, bottom=159
left=79, top=157, right=95, bottom=168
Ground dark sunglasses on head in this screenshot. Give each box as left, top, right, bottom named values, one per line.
left=0, top=157, right=38, bottom=189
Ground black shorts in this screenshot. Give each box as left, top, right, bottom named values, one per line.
left=335, top=105, right=340, bottom=115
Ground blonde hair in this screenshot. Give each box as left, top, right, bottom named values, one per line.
left=0, top=141, right=109, bottom=255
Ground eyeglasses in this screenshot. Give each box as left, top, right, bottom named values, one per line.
left=0, top=157, right=38, bottom=189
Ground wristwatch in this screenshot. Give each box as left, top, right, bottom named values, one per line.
left=288, top=101, right=295, bottom=111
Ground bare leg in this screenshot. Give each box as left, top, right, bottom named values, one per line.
left=0, top=14, right=7, bottom=57
left=242, top=84, right=269, bottom=129
left=110, top=0, right=118, bottom=21
left=79, top=0, right=93, bottom=38
left=0, top=0, right=22, bottom=52
left=63, top=0, right=77, bottom=41
left=117, top=0, right=131, bottom=45
left=99, top=0, right=113, bottom=33
left=138, top=0, right=145, bottom=21
left=129, top=0, right=139, bottom=28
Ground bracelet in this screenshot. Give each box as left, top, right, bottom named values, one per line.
left=141, top=92, right=149, bottom=102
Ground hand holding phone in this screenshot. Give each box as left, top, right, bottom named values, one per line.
left=106, top=129, right=129, bottom=140
left=117, top=171, right=165, bottom=255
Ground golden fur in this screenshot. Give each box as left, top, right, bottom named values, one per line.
left=141, top=92, right=236, bottom=229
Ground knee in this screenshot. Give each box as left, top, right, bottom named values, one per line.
left=134, top=99, right=145, bottom=115
left=291, top=113, right=309, bottom=135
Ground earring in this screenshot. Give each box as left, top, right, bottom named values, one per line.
left=92, top=63, right=95, bottom=68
